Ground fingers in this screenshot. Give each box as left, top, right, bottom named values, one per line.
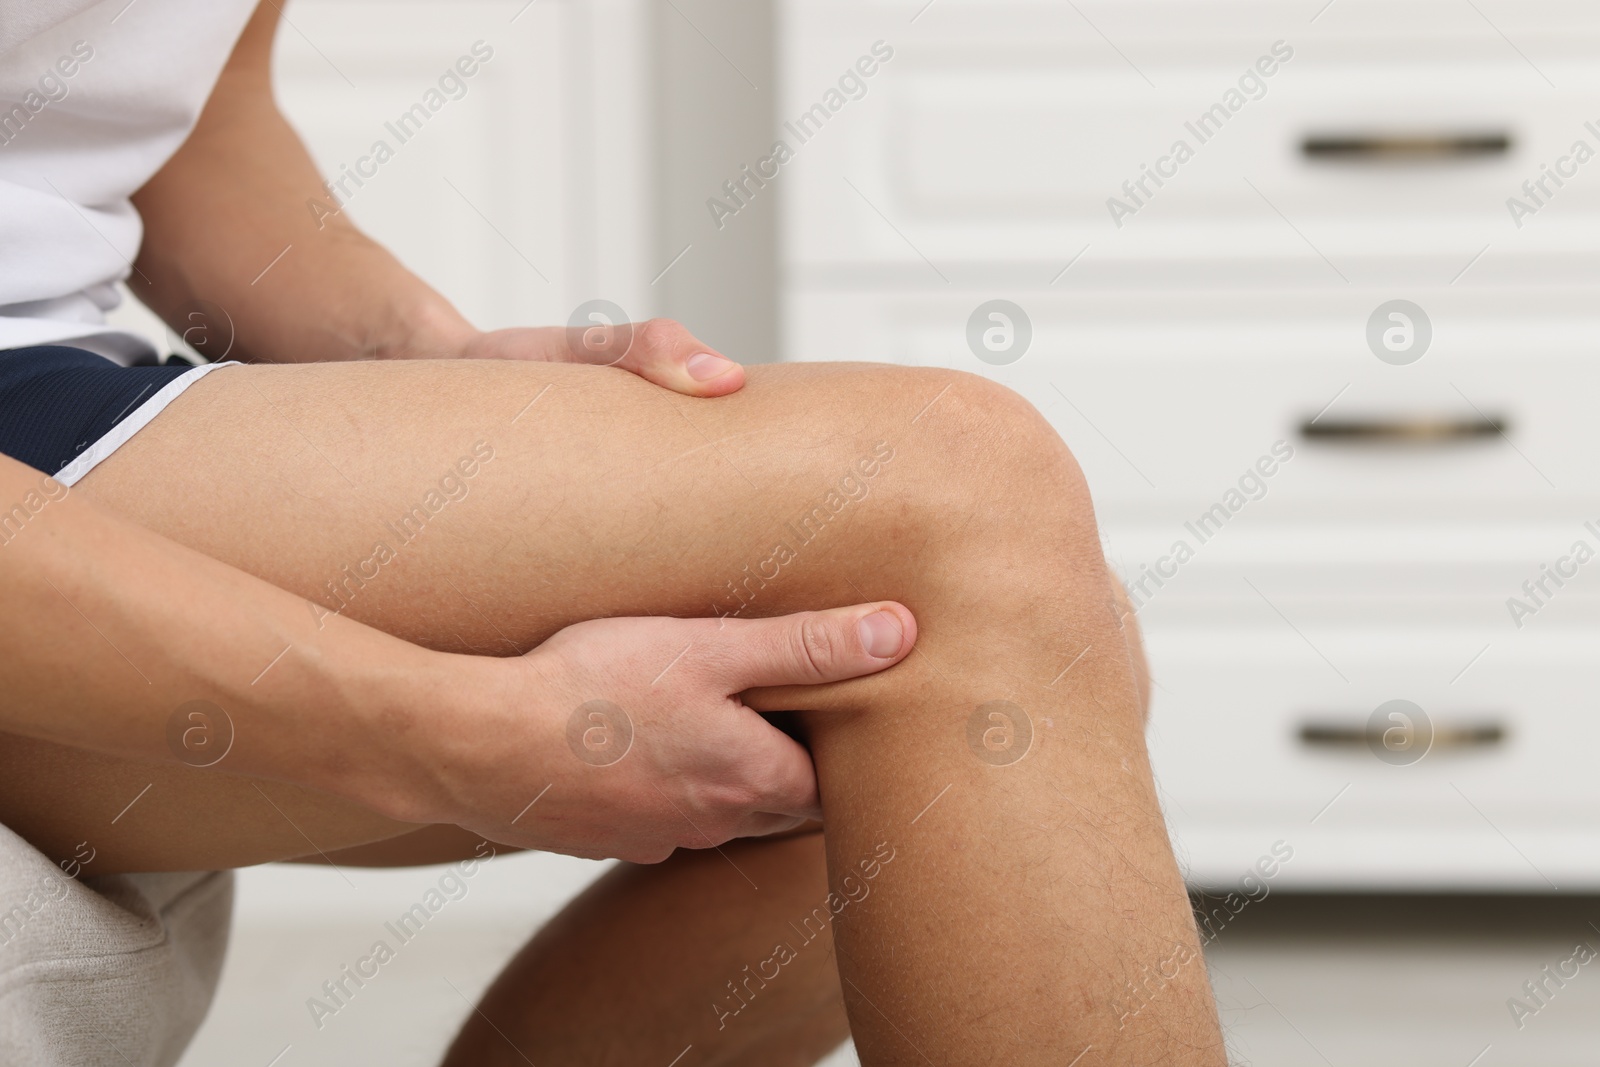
left=709, top=602, right=917, bottom=691
left=464, top=319, right=743, bottom=397
left=734, top=812, right=812, bottom=840
left=607, top=318, right=745, bottom=398
left=730, top=738, right=823, bottom=825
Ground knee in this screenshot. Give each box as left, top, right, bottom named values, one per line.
left=832, top=365, right=1102, bottom=565
left=737, top=361, right=1111, bottom=625
left=929, top=369, right=1090, bottom=501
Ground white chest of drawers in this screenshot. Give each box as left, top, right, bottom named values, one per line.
left=778, top=0, right=1600, bottom=889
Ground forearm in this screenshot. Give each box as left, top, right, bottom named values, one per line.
left=129, top=2, right=744, bottom=394
left=0, top=453, right=471, bottom=812
left=129, top=2, right=472, bottom=365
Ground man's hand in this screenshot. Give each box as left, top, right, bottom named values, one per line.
left=409, top=603, right=917, bottom=863
left=458, top=318, right=745, bottom=398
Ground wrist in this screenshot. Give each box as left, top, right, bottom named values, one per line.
left=375, top=290, right=479, bottom=361
left=332, top=644, right=521, bottom=825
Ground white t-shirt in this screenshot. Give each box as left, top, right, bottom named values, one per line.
left=0, top=0, right=256, bottom=362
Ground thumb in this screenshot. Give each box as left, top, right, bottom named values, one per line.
left=711, top=603, right=917, bottom=690
left=608, top=319, right=745, bottom=398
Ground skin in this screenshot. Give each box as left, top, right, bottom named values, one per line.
left=439, top=830, right=855, bottom=1067
left=0, top=2, right=1224, bottom=1063
left=1, top=360, right=1220, bottom=1065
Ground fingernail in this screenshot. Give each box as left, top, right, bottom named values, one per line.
left=858, top=610, right=904, bottom=659
left=686, top=352, right=737, bottom=381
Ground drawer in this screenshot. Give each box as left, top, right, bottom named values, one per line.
left=1101, top=521, right=1600, bottom=635
left=783, top=288, right=1600, bottom=520
left=1143, top=621, right=1600, bottom=888
left=781, top=0, right=1600, bottom=282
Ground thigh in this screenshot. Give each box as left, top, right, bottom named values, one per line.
left=3, top=358, right=972, bottom=871
left=79, top=358, right=946, bottom=650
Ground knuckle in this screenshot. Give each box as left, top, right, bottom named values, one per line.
left=698, top=779, right=764, bottom=833
left=744, top=754, right=804, bottom=812
left=636, top=317, right=683, bottom=352
left=678, top=820, right=725, bottom=852
left=727, top=776, right=771, bottom=815
left=791, top=615, right=838, bottom=679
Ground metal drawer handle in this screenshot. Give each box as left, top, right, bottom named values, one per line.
left=1299, top=415, right=1506, bottom=442
left=1299, top=721, right=1506, bottom=750
left=1302, top=132, right=1511, bottom=161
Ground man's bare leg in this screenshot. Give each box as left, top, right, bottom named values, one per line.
left=434, top=829, right=849, bottom=1067
left=3, top=359, right=1223, bottom=1063
left=298, top=823, right=851, bottom=1066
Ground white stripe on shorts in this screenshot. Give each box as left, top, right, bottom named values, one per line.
left=52, top=361, right=240, bottom=487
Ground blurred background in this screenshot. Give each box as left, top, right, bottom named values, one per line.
left=102, top=0, right=1600, bottom=1062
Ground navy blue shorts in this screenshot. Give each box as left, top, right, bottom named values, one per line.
left=0, top=346, right=232, bottom=484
